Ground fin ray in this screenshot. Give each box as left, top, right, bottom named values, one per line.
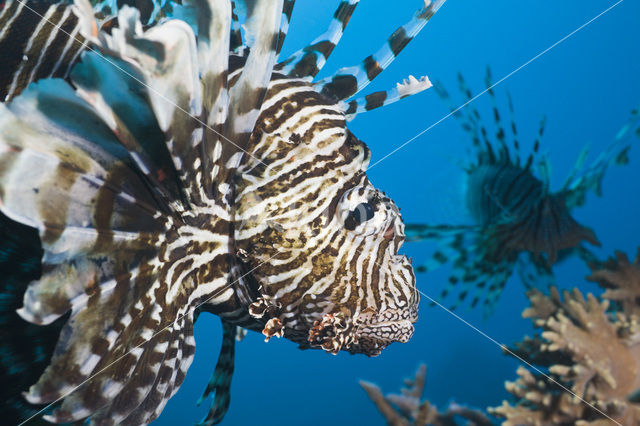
left=314, top=0, right=446, bottom=101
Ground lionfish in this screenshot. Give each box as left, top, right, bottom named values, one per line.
left=405, top=70, right=638, bottom=316
left=0, top=0, right=446, bottom=424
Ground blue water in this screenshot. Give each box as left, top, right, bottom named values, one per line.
left=156, top=1, right=640, bottom=424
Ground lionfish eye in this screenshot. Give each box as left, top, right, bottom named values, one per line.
left=344, top=202, right=375, bottom=230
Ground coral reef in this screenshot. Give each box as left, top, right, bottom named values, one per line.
left=360, top=364, right=492, bottom=425
left=361, top=249, right=640, bottom=425
left=491, top=249, right=640, bottom=425
left=588, top=248, right=640, bottom=317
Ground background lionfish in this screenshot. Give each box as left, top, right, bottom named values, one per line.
left=405, top=70, right=638, bottom=316
left=0, top=0, right=446, bottom=424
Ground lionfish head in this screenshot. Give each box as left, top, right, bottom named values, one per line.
left=329, top=179, right=418, bottom=356
left=233, top=82, right=417, bottom=356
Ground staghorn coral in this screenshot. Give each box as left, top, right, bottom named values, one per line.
left=491, top=249, right=640, bottom=425
left=360, top=364, right=492, bottom=426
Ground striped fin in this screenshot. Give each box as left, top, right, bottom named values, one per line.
left=226, top=0, right=295, bottom=57
left=0, top=211, right=64, bottom=425
left=515, top=252, right=555, bottom=291
left=0, top=80, right=166, bottom=412
left=208, top=0, right=290, bottom=56
left=563, top=144, right=591, bottom=193
left=276, top=0, right=296, bottom=55
left=0, top=79, right=165, bottom=245
left=434, top=78, right=481, bottom=149
left=0, top=78, right=197, bottom=422
left=407, top=223, right=515, bottom=317
left=278, top=0, right=359, bottom=78
left=405, top=223, right=475, bottom=243
left=0, top=0, right=185, bottom=106
left=229, top=1, right=243, bottom=53
left=484, top=67, right=547, bottom=171
left=489, top=75, right=547, bottom=187
left=472, top=260, right=514, bottom=317
left=70, top=50, right=188, bottom=211
left=441, top=230, right=516, bottom=317
left=504, top=92, right=522, bottom=164
left=0, top=79, right=166, bottom=324
left=562, top=105, right=639, bottom=209
left=0, top=0, right=92, bottom=103
left=96, top=6, right=207, bottom=205
left=484, top=68, right=512, bottom=163
left=455, top=72, right=498, bottom=162
left=0, top=4, right=243, bottom=423
left=143, top=318, right=193, bottom=423
left=196, top=319, right=237, bottom=426
left=523, top=115, right=546, bottom=172
left=83, top=314, right=196, bottom=424
left=342, top=74, right=432, bottom=120
left=434, top=75, right=486, bottom=153
left=2, top=3, right=204, bottom=208
left=314, top=0, right=446, bottom=101
left=536, top=152, right=552, bottom=193
left=222, top=0, right=284, bottom=167
left=181, top=0, right=233, bottom=200
left=91, top=0, right=181, bottom=25
left=439, top=71, right=547, bottom=171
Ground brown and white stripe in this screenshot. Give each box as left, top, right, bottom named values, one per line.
left=0, top=1, right=88, bottom=102
left=0, top=0, right=449, bottom=423
left=231, top=75, right=418, bottom=355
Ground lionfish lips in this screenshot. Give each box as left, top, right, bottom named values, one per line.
left=350, top=321, right=416, bottom=356
left=350, top=309, right=417, bottom=356
left=306, top=307, right=417, bottom=357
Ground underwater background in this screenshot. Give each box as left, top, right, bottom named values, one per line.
left=154, top=0, right=640, bottom=424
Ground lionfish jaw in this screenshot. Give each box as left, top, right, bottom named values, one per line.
left=354, top=307, right=417, bottom=349
left=307, top=307, right=417, bottom=356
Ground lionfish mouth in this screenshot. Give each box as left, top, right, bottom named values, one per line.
left=307, top=307, right=418, bottom=357
left=350, top=307, right=418, bottom=356
left=349, top=321, right=416, bottom=356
